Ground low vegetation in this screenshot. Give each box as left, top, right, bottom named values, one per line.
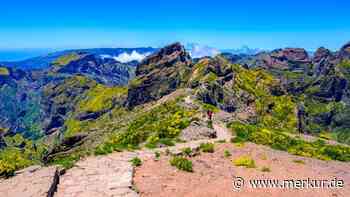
left=0, top=67, right=10, bottom=76
left=130, top=157, right=142, bottom=167
left=293, top=159, right=306, bottom=165
left=0, top=134, right=47, bottom=177
left=261, top=166, right=271, bottom=172
left=224, top=150, right=231, bottom=158
left=52, top=53, right=81, bottom=66
left=199, top=142, right=215, bottom=153
left=169, top=156, right=193, bottom=172
left=96, top=100, right=196, bottom=153
left=233, top=155, right=256, bottom=168
left=228, top=121, right=350, bottom=162
left=181, top=147, right=193, bottom=157
left=50, top=154, right=81, bottom=169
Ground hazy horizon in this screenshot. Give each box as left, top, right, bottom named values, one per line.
left=1, top=0, right=350, bottom=53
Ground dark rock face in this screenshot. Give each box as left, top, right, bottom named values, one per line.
left=312, top=47, right=336, bottom=77
left=339, top=42, right=350, bottom=59
left=126, top=43, right=192, bottom=107
left=191, top=57, right=237, bottom=112
left=256, top=48, right=311, bottom=70
left=136, top=42, right=191, bottom=76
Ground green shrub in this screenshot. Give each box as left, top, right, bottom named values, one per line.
left=108, top=101, right=195, bottom=149
left=0, top=134, right=47, bottom=177
left=170, top=156, right=193, bottom=172
left=0, top=67, right=10, bottom=76
left=228, top=122, right=350, bottom=162
left=158, top=138, right=175, bottom=146
left=207, top=120, right=213, bottom=129
left=224, top=150, right=232, bottom=158
left=154, top=151, right=161, bottom=160
left=261, top=166, right=271, bottom=172
left=130, top=157, right=142, bottom=167
left=233, top=155, right=256, bottom=168
left=50, top=154, right=80, bottom=169
left=199, top=142, right=215, bottom=153
left=78, top=85, right=127, bottom=113
left=181, top=147, right=193, bottom=157
left=52, top=53, right=81, bottom=66
left=0, top=148, right=33, bottom=177
left=94, top=142, right=124, bottom=155
left=293, top=159, right=305, bottom=165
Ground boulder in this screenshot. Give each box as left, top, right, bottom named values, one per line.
left=179, top=121, right=216, bottom=141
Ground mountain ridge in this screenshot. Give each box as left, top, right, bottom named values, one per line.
left=1, top=41, right=350, bottom=179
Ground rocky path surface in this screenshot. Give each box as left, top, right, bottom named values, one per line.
left=56, top=152, right=139, bottom=197
left=0, top=121, right=234, bottom=197
left=0, top=166, right=60, bottom=197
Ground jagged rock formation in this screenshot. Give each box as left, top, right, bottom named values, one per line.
left=339, top=41, right=350, bottom=59
left=126, top=43, right=192, bottom=107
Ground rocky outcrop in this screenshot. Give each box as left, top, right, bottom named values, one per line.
left=126, top=43, right=192, bottom=107
left=339, top=41, right=350, bottom=60
left=312, top=47, right=336, bottom=77
left=252, top=48, right=311, bottom=71
left=180, top=121, right=216, bottom=141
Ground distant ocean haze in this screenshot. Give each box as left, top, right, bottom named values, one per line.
left=0, top=49, right=54, bottom=61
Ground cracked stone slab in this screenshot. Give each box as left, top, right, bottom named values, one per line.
left=0, top=165, right=60, bottom=197
left=56, top=152, right=139, bottom=197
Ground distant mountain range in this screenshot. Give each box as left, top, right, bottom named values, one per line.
left=0, top=48, right=157, bottom=70
left=0, top=45, right=266, bottom=70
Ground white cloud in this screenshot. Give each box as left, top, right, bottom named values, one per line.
left=114, top=51, right=150, bottom=63
left=188, top=43, right=220, bottom=58
left=100, top=51, right=150, bottom=63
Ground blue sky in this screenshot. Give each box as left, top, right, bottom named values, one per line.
left=1, top=0, right=349, bottom=51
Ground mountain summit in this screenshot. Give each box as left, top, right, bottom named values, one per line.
left=127, top=43, right=192, bottom=107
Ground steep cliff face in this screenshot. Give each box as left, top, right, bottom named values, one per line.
left=126, top=43, right=192, bottom=107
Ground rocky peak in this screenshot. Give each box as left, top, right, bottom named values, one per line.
left=313, top=47, right=332, bottom=63
left=126, top=43, right=192, bottom=107
left=339, top=41, right=350, bottom=60
left=312, top=47, right=336, bottom=77
left=136, top=42, right=191, bottom=76
left=254, top=48, right=311, bottom=70
left=271, top=48, right=310, bottom=63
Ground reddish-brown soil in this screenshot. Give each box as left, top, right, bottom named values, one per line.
left=134, top=143, right=350, bottom=197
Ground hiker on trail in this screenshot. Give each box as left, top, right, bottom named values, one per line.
left=207, top=110, right=213, bottom=121
left=297, top=102, right=306, bottom=134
